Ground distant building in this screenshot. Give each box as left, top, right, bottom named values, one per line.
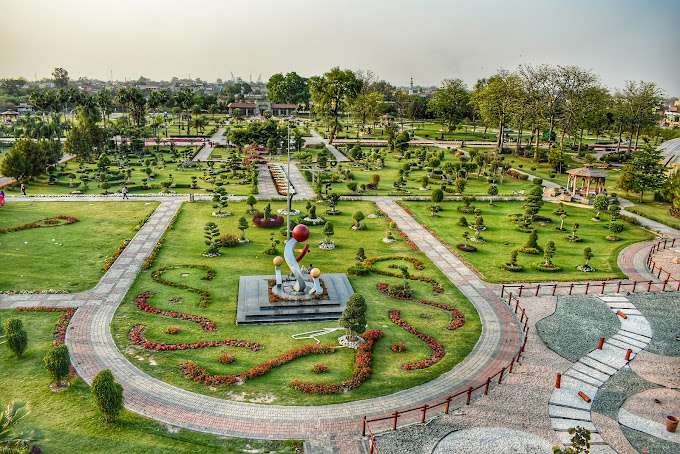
left=1, top=110, right=19, bottom=123
left=16, top=103, right=33, bottom=114
left=227, top=101, right=297, bottom=117
left=663, top=100, right=680, bottom=128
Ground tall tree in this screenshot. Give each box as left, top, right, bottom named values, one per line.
left=309, top=67, right=362, bottom=144
left=52, top=67, right=69, bottom=88
left=427, top=79, right=470, bottom=132
left=623, top=142, right=667, bottom=201
left=64, top=105, right=106, bottom=160
left=471, top=71, right=522, bottom=152
left=116, top=87, right=147, bottom=128
left=267, top=72, right=309, bottom=105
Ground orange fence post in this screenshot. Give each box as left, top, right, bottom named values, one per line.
left=392, top=412, right=398, bottom=431
left=555, top=373, right=561, bottom=389
left=362, top=416, right=367, bottom=437
left=597, top=337, right=605, bottom=350
left=466, top=386, right=473, bottom=405
left=421, top=405, right=428, bottom=423
left=484, top=377, right=491, bottom=395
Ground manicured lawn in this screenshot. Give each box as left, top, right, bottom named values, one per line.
left=111, top=200, right=481, bottom=405
left=625, top=202, right=680, bottom=231
left=0, top=201, right=158, bottom=292
left=401, top=200, right=654, bottom=283
left=503, top=154, right=572, bottom=187
left=305, top=146, right=534, bottom=196
left=0, top=310, right=299, bottom=454
left=2, top=147, right=254, bottom=196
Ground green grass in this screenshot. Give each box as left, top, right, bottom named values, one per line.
left=625, top=202, right=680, bottom=231
left=309, top=146, right=534, bottom=196
left=3, top=147, right=254, bottom=196
left=503, top=155, right=572, bottom=187
left=401, top=200, right=654, bottom=283
left=0, top=310, right=300, bottom=454
left=111, top=200, right=481, bottom=405
left=0, top=201, right=158, bottom=292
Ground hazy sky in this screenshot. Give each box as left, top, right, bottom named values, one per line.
left=2, top=0, right=679, bottom=94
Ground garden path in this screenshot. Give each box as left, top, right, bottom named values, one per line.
left=191, top=128, right=225, bottom=162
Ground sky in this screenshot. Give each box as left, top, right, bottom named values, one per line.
left=1, top=0, right=679, bottom=94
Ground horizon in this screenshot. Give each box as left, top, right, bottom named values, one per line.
left=1, top=0, right=679, bottom=94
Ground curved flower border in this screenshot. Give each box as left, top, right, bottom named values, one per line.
left=129, top=324, right=261, bottom=352
left=389, top=310, right=445, bottom=370
left=133, top=291, right=217, bottom=331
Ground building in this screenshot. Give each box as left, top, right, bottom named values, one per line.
left=16, top=103, right=33, bottom=114
left=227, top=101, right=297, bottom=117
left=1, top=111, right=19, bottom=123
left=663, top=101, right=679, bottom=128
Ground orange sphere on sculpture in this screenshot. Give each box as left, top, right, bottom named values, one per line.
left=292, top=224, right=310, bottom=242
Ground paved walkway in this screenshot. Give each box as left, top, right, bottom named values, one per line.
left=191, top=128, right=225, bottom=162
left=548, top=295, right=652, bottom=453
left=308, top=130, right=351, bottom=162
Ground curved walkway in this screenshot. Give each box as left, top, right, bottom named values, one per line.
left=0, top=195, right=522, bottom=447
left=548, top=294, right=652, bottom=453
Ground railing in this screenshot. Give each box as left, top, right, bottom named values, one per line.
left=362, top=293, right=531, bottom=453
left=646, top=237, right=678, bottom=282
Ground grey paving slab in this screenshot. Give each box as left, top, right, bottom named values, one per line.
left=618, top=408, right=680, bottom=444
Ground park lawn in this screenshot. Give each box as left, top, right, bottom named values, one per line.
left=0, top=310, right=299, bottom=454
left=503, top=154, right=572, bottom=187
left=625, top=202, right=680, bottom=231
left=314, top=147, right=534, bottom=196
left=0, top=201, right=158, bottom=292
left=401, top=200, right=655, bottom=283
left=111, top=200, right=481, bottom=405
left=3, top=147, right=254, bottom=196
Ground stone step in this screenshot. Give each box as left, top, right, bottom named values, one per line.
left=606, top=338, right=641, bottom=354
left=571, top=362, right=610, bottom=383
left=240, top=311, right=344, bottom=324
left=549, top=389, right=592, bottom=411
left=548, top=404, right=591, bottom=421
left=578, top=357, right=617, bottom=376
left=619, top=318, right=653, bottom=339
left=563, top=369, right=604, bottom=388
left=551, top=417, right=597, bottom=432
left=559, top=375, right=599, bottom=396
left=558, top=431, right=605, bottom=445
left=616, top=328, right=651, bottom=343
left=612, top=333, right=647, bottom=349
left=586, top=347, right=628, bottom=370
left=260, top=300, right=342, bottom=310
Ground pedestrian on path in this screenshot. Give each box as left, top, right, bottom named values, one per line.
left=0, top=190, right=5, bottom=207
left=121, top=186, right=129, bottom=200
left=20, top=182, right=26, bottom=196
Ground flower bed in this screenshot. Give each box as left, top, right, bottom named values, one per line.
left=180, top=343, right=336, bottom=386
left=365, top=256, right=443, bottom=293
left=289, top=330, right=382, bottom=394
left=416, top=299, right=465, bottom=330
left=134, top=291, right=217, bottom=331
left=376, top=282, right=414, bottom=300
left=389, top=310, right=445, bottom=370
left=129, top=324, right=261, bottom=352
left=0, top=215, right=78, bottom=234
left=252, top=213, right=284, bottom=228
left=16, top=306, right=76, bottom=346
left=151, top=265, right=215, bottom=308
left=102, top=239, right=130, bottom=271
left=398, top=231, right=418, bottom=251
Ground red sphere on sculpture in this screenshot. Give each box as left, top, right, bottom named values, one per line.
left=292, top=224, right=309, bottom=242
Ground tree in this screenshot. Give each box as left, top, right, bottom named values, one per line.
left=203, top=222, right=221, bottom=256
left=356, top=247, right=366, bottom=263
left=592, top=193, right=609, bottom=219
left=116, top=87, right=147, bottom=128
left=246, top=194, right=257, bottom=213
left=309, top=68, right=362, bottom=144
left=553, top=426, right=591, bottom=454
left=237, top=217, right=249, bottom=241
left=1, top=138, right=61, bottom=181
left=663, top=170, right=680, bottom=217
left=43, top=344, right=70, bottom=386
left=431, top=188, right=444, bottom=216
left=339, top=293, right=367, bottom=340
left=4, top=318, right=27, bottom=358
left=323, top=222, right=335, bottom=244
left=471, top=71, right=522, bottom=152
left=543, top=240, right=556, bottom=267
left=267, top=72, right=309, bottom=105
left=487, top=184, right=498, bottom=205
left=428, top=79, right=470, bottom=132
left=352, top=211, right=365, bottom=229
left=91, top=369, right=124, bottom=423
left=352, top=91, right=384, bottom=132
left=0, top=401, right=40, bottom=452
left=52, top=67, right=69, bottom=88
left=626, top=143, right=668, bottom=201
left=64, top=104, right=106, bottom=160
left=583, top=247, right=593, bottom=268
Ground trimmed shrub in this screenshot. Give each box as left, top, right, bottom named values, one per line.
left=91, top=369, right=124, bottom=423
left=43, top=344, right=71, bottom=385
left=4, top=318, right=28, bottom=358
left=312, top=363, right=329, bottom=374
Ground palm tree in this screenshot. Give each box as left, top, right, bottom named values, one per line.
left=0, top=401, right=40, bottom=453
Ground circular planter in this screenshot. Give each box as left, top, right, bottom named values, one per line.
left=318, top=242, right=336, bottom=250
left=382, top=237, right=396, bottom=244
left=503, top=264, right=524, bottom=272
left=577, top=264, right=596, bottom=272
left=536, top=264, right=561, bottom=272
left=457, top=244, right=477, bottom=252
left=212, top=211, right=232, bottom=217
left=666, top=415, right=678, bottom=433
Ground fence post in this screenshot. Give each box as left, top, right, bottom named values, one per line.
left=632, top=281, right=637, bottom=293
left=445, top=396, right=451, bottom=415
left=676, top=280, right=680, bottom=292
left=421, top=405, right=428, bottom=423
left=585, top=282, right=590, bottom=294
left=466, top=386, right=473, bottom=405
left=498, top=367, right=506, bottom=384
left=647, top=280, right=652, bottom=292
left=569, top=283, right=574, bottom=295
left=484, top=377, right=491, bottom=395
left=521, top=307, right=526, bottom=323
left=518, top=284, right=524, bottom=297
left=369, top=437, right=375, bottom=454
left=509, top=357, right=515, bottom=373
left=657, top=267, right=662, bottom=279
left=515, top=299, right=519, bottom=313
left=535, top=284, right=540, bottom=296
left=392, top=412, right=398, bottom=431
left=362, top=416, right=367, bottom=437
left=601, top=281, right=606, bottom=294
left=552, top=284, right=557, bottom=296
left=617, top=281, right=622, bottom=293
left=501, top=285, right=505, bottom=298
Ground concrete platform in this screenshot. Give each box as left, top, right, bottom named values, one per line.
left=236, top=273, right=353, bottom=324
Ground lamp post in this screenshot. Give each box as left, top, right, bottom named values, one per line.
left=286, top=120, right=291, bottom=240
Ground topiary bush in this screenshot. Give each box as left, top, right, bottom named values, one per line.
left=43, top=344, right=70, bottom=386
left=519, top=230, right=542, bottom=254
left=4, top=318, right=28, bottom=358
left=91, top=369, right=124, bottom=423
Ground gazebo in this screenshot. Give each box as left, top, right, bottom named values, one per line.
left=566, top=166, right=608, bottom=196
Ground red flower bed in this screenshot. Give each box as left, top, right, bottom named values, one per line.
left=252, top=213, right=284, bottom=228
left=399, top=231, right=418, bottom=251
left=134, top=291, right=217, bottom=331
left=391, top=342, right=407, bottom=352
left=180, top=343, right=336, bottom=386
left=16, top=306, right=75, bottom=346
left=289, top=330, right=383, bottom=394
left=102, top=239, right=130, bottom=271
left=0, top=215, right=78, bottom=234
left=217, top=352, right=236, bottom=364
left=389, top=310, right=445, bottom=370
left=416, top=300, right=466, bottom=330
left=129, top=324, right=261, bottom=352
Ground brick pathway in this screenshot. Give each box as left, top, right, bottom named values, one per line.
left=191, top=128, right=225, bottom=162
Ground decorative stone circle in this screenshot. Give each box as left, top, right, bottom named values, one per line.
left=338, top=334, right=365, bottom=350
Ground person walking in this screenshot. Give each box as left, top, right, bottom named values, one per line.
left=20, top=182, right=26, bottom=196
left=121, top=185, right=129, bottom=200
